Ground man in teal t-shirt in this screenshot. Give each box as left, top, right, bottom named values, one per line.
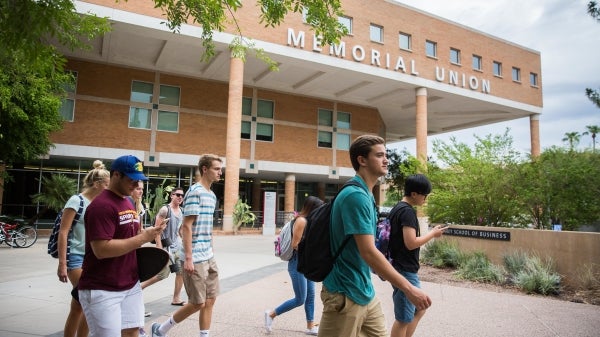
left=318, top=135, right=432, bottom=337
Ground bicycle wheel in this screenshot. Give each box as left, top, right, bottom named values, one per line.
left=13, top=226, right=38, bottom=248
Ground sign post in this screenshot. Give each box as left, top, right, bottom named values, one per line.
left=263, top=191, right=276, bottom=235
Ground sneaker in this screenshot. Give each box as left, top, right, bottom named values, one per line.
left=139, top=327, right=148, bottom=337
left=305, top=326, right=319, bottom=335
left=151, top=322, right=166, bottom=337
left=144, top=311, right=152, bottom=317
left=264, top=310, right=273, bottom=333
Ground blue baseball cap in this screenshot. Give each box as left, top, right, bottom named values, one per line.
left=111, top=155, right=148, bottom=181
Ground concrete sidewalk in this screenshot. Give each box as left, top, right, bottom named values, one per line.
left=0, top=235, right=598, bottom=337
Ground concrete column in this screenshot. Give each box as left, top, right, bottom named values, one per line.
left=530, top=114, right=541, bottom=158
left=222, top=56, right=244, bottom=233
left=252, top=179, right=262, bottom=212
left=415, top=87, right=428, bottom=167
left=284, top=174, right=296, bottom=213
left=317, top=182, right=326, bottom=201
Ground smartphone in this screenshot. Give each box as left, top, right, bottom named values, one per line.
left=161, top=218, right=170, bottom=225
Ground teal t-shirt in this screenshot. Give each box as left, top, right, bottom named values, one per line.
left=323, top=176, right=378, bottom=306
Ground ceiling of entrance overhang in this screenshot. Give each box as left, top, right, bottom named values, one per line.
left=59, top=20, right=537, bottom=143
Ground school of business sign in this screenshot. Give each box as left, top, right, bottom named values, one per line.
left=443, top=227, right=511, bottom=241
left=286, top=28, right=492, bottom=94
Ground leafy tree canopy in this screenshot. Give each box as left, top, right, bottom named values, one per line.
left=0, top=0, right=110, bottom=165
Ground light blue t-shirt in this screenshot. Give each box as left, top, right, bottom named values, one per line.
left=323, top=176, right=378, bottom=306
left=178, top=183, right=217, bottom=263
left=63, top=194, right=91, bottom=256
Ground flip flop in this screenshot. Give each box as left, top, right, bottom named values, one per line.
left=171, top=301, right=185, bottom=306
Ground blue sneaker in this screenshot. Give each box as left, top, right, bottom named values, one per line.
left=151, top=323, right=166, bottom=337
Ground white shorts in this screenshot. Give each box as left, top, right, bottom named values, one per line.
left=79, top=281, right=144, bottom=336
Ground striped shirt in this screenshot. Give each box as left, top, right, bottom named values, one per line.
left=178, top=183, right=217, bottom=263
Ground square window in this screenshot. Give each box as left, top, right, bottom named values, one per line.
left=318, top=131, right=333, bottom=148
left=337, top=133, right=350, bottom=150
left=512, top=67, right=521, bottom=82
left=159, top=85, right=180, bottom=106
left=472, top=55, right=482, bottom=71
left=241, top=121, right=251, bottom=139
left=318, top=108, right=333, bottom=127
left=129, top=107, right=151, bottom=129
left=336, top=112, right=351, bottom=129
left=242, top=97, right=252, bottom=116
left=370, top=24, right=383, bottom=43
left=338, top=16, right=352, bottom=34
left=426, top=40, right=437, bottom=58
left=493, top=61, right=502, bottom=76
left=131, top=81, right=153, bottom=103
left=59, top=99, right=75, bottom=121
left=257, top=99, right=274, bottom=118
left=530, top=73, right=538, bottom=86
left=158, top=110, right=178, bottom=132
left=399, top=32, right=411, bottom=50
left=256, top=123, right=273, bottom=141
left=450, top=48, right=461, bottom=64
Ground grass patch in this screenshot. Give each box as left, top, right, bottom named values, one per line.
left=455, top=251, right=505, bottom=284
left=421, top=239, right=464, bottom=268
left=509, top=254, right=561, bottom=295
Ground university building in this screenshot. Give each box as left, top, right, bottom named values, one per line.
left=1, top=0, right=542, bottom=230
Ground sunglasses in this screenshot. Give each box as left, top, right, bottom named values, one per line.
left=173, top=193, right=184, bottom=197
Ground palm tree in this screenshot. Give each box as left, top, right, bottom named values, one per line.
left=561, top=132, right=583, bottom=151
left=29, top=174, right=77, bottom=225
left=583, top=125, right=600, bottom=152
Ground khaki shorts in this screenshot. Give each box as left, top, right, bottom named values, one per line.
left=318, top=287, right=386, bottom=337
left=156, top=251, right=181, bottom=280
left=183, top=257, right=219, bottom=304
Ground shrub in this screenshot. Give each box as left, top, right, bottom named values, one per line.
left=503, top=250, right=529, bottom=277
left=513, top=255, right=561, bottom=295
left=577, top=264, right=600, bottom=291
left=455, top=251, right=505, bottom=284
left=421, top=239, right=464, bottom=268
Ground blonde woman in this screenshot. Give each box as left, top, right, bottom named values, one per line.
left=57, top=160, right=109, bottom=337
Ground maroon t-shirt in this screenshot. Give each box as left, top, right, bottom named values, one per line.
left=78, top=189, right=140, bottom=291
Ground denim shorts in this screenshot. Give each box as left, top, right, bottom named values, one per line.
left=67, top=253, right=84, bottom=271
left=392, top=270, right=421, bottom=323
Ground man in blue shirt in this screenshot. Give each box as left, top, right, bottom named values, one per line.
left=319, top=135, right=432, bottom=337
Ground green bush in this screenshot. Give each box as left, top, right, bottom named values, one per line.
left=455, top=251, right=505, bottom=284
left=503, top=250, right=529, bottom=276
left=513, top=255, right=561, bottom=295
left=421, top=239, right=464, bottom=268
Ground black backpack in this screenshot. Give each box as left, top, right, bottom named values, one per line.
left=296, top=180, right=361, bottom=282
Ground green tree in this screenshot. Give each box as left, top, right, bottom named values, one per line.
left=29, top=174, right=78, bottom=225
left=583, top=125, right=600, bottom=152
left=524, top=147, right=600, bottom=230
left=586, top=2, right=599, bottom=108
left=561, top=131, right=584, bottom=151
left=384, top=148, right=424, bottom=204
left=426, top=129, right=524, bottom=227
left=0, top=0, right=111, bottom=165
left=149, top=0, right=347, bottom=63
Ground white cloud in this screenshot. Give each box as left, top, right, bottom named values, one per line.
left=390, top=0, right=600, bottom=156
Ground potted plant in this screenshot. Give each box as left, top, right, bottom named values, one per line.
left=232, top=198, right=256, bottom=234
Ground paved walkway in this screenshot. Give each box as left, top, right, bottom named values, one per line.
left=0, top=235, right=598, bottom=337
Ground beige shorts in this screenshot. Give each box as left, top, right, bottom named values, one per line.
left=318, top=287, right=386, bottom=337
left=183, top=257, right=219, bottom=304
left=156, top=251, right=181, bottom=280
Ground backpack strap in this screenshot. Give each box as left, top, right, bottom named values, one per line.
left=72, top=194, right=85, bottom=226
left=330, top=179, right=370, bottom=260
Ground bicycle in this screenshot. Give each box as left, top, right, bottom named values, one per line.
left=0, top=218, right=38, bottom=248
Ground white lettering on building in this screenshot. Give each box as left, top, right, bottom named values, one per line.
left=286, top=28, right=491, bottom=93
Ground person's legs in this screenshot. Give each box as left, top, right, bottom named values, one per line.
left=390, top=271, right=425, bottom=337
left=79, top=289, right=125, bottom=337
left=273, top=258, right=307, bottom=316
left=172, top=272, right=184, bottom=304
left=65, top=261, right=87, bottom=337
left=318, top=287, right=365, bottom=337
left=357, top=297, right=387, bottom=337
left=305, top=279, right=317, bottom=329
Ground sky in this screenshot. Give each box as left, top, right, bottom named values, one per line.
left=389, top=0, right=600, bottom=157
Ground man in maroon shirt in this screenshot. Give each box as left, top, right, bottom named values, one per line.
left=78, top=155, right=167, bottom=337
